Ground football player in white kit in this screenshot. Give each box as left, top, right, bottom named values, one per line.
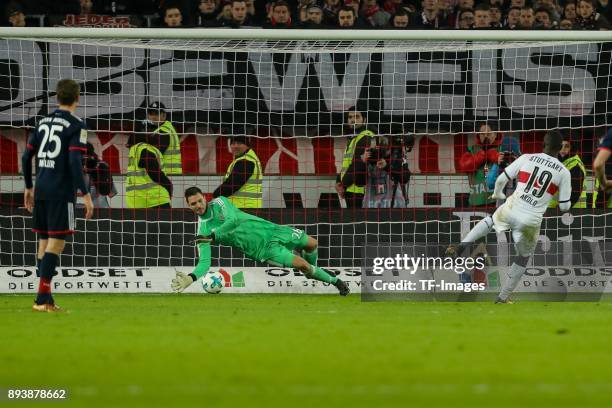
left=447, top=130, right=572, bottom=303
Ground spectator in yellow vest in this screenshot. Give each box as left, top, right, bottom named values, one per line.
left=549, top=135, right=589, bottom=208
left=213, top=135, right=263, bottom=208
left=335, top=109, right=375, bottom=208
left=146, top=101, right=183, bottom=175
left=125, top=133, right=173, bottom=209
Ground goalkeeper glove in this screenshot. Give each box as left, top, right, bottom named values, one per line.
left=171, top=271, right=195, bottom=293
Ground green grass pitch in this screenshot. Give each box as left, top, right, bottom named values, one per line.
left=1, top=294, right=612, bottom=408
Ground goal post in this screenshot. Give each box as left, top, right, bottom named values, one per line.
left=0, top=29, right=610, bottom=295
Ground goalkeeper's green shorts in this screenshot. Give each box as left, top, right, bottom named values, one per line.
left=260, top=225, right=309, bottom=268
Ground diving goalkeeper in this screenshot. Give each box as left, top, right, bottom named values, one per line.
left=171, top=186, right=350, bottom=295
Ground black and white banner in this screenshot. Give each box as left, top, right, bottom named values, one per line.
left=1, top=39, right=610, bottom=132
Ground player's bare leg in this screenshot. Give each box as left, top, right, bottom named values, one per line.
left=292, top=253, right=350, bottom=296
left=33, top=238, right=65, bottom=312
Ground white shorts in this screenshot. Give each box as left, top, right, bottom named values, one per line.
left=492, top=197, right=542, bottom=258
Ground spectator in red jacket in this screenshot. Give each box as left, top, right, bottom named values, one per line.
left=264, top=0, right=293, bottom=28
left=457, top=121, right=501, bottom=207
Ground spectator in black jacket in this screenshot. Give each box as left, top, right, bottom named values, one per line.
left=82, top=143, right=117, bottom=208
left=197, top=0, right=221, bottom=26
left=390, top=9, right=411, bottom=27
left=221, top=0, right=254, bottom=27
left=161, top=3, right=184, bottom=27
left=336, top=5, right=368, bottom=27
left=416, top=0, right=448, bottom=28
left=575, top=0, right=610, bottom=29
left=505, top=6, right=521, bottom=27
left=323, top=0, right=342, bottom=25
left=4, top=2, right=26, bottom=27
left=301, top=4, right=325, bottom=27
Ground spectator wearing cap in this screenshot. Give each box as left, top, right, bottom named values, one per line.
left=213, top=135, right=263, bottom=208
left=361, top=0, right=391, bottom=27
left=222, top=0, right=254, bottom=27
left=4, top=2, right=26, bottom=27
left=301, top=4, right=326, bottom=27
left=264, top=0, right=293, bottom=28
left=198, top=0, right=221, bottom=27
left=147, top=102, right=183, bottom=176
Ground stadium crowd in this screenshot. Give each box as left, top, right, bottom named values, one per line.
left=2, top=0, right=612, bottom=29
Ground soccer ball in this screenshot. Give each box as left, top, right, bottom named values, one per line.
left=202, top=270, right=225, bottom=294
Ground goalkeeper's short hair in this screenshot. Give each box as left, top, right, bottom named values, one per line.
left=185, top=186, right=204, bottom=201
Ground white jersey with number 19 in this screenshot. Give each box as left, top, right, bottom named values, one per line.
left=501, top=153, right=572, bottom=221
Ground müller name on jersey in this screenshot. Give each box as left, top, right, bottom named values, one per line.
left=528, top=155, right=563, bottom=172
left=38, top=158, right=56, bottom=169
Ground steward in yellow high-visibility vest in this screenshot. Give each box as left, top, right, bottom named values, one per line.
left=125, top=134, right=173, bottom=209
left=549, top=136, right=590, bottom=209
left=335, top=109, right=374, bottom=208
left=147, top=101, right=183, bottom=175
left=213, top=135, right=263, bottom=208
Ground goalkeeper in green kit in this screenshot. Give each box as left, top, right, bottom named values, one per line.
left=171, top=187, right=350, bottom=295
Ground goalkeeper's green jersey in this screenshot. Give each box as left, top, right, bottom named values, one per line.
left=192, top=196, right=296, bottom=279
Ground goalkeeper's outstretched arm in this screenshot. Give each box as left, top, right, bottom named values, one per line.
left=171, top=242, right=211, bottom=293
